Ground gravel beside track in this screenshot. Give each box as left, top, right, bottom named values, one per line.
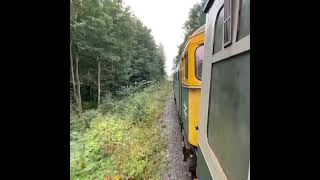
left=160, top=89, right=193, bottom=180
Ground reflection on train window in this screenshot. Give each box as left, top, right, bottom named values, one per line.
left=181, top=59, right=184, bottom=81
left=237, top=0, right=250, bottom=40
left=224, top=0, right=232, bottom=46
left=195, top=45, right=204, bottom=80
left=213, top=8, right=224, bottom=54
left=207, top=53, right=250, bottom=180
left=185, top=52, right=188, bottom=79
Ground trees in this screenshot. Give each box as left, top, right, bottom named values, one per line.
left=157, top=43, right=166, bottom=79
left=70, top=0, right=165, bottom=111
left=174, top=0, right=206, bottom=67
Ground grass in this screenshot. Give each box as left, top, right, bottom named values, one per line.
left=70, top=80, right=170, bottom=180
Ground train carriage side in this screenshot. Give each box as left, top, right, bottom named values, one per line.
left=173, top=67, right=179, bottom=107
left=178, top=62, right=182, bottom=118
left=173, top=62, right=182, bottom=118
left=196, top=0, right=250, bottom=179
left=178, top=26, right=205, bottom=165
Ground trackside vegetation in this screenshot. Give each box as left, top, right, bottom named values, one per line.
left=71, top=80, right=170, bottom=179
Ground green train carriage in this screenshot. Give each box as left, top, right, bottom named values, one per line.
left=196, top=0, right=250, bottom=179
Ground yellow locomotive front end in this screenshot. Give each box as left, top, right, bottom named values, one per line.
left=174, top=26, right=205, bottom=173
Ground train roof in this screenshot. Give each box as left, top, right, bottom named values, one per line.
left=179, top=24, right=205, bottom=60
left=203, top=0, right=214, bottom=13
left=190, top=25, right=205, bottom=38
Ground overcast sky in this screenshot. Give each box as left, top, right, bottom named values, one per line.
left=122, top=0, right=201, bottom=77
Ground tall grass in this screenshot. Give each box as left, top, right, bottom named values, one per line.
left=71, top=80, right=170, bottom=179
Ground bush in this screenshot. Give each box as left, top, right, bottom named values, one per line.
left=116, top=80, right=152, bottom=97
left=98, top=91, right=115, bottom=114
left=71, top=80, right=170, bottom=179
left=71, top=110, right=100, bottom=140
left=82, top=101, right=97, bottom=110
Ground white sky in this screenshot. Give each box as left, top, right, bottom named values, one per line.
left=123, top=0, right=201, bottom=77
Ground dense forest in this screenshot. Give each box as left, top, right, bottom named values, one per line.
left=70, top=0, right=168, bottom=179
left=70, top=0, right=208, bottom=179
left=173, top=0, right=206, bottom=67
left=71, top=0, right=165, bottom=112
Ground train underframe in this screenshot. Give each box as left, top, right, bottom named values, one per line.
left=174, top=93, right=197, bottom=179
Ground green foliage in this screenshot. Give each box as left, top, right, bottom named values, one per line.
left=174, top=0, right=206, bottom=67
left=82, top=101, right=97, bottom=110
left=71, top=0, right=166, bottom=108
left=71, top=109, right=100, bottom=140
left=116, top=80, right=152, bottom=97
left=71, top=81, right=170, bottom=179
left=70, top=0, right=170, bottom=178
left=97, top=90, right=115, bottom=114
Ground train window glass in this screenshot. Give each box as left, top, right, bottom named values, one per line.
left=181, top=58, right=185, bottom=82
left=213, top=8, right=224, bottom=54
left=207, top=53, right=250, bottom=180
left=224, top=19, right=231, bottom=45
left=179, top=63, right=181, bottom=80
left=195, top=45, right=204, bottom=80
left=224, top=0, right=232, bottom=46
left=185, top=52, right=188, bottom=79
left=237, top=0, right=250, bottom=40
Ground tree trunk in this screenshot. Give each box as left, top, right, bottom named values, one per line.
left=98, top=61, right=101, bottom=105
left=70, top=41, right=80, bottom=112
left=75, top=53, right=82, bottom=112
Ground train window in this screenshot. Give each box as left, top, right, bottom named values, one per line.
left=181, top=58, right=185, bottom=81
left=207, top=53, right=250, bottom=180
left=185, top=52, right=188, bottom=79
left=224, top=0, right=232, bottom=47
left=195, top=44, right=204, bottom=80
left=213, top=8, right=224, bottom=54
left=237, top=0, right=250, bottom=40
left=177, top=64, right=180, bottom=81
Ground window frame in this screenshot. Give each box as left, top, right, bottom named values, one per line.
left=224, top=0, right=232, bottom=47
left=212, top=7, right=224, bottom=55
left=195, top=43, right=205, bottom=81
left=236, top=0, right=249, bottom=41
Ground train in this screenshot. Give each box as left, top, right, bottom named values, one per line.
left=173, top=0, right=250, bottom=179
left=173, top=24, right=205, bottom=177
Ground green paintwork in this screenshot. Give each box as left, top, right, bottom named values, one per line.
left=174, top=74, right=180, bottom=113
left=238, top=0, right=250, bottom=40
left=181, top=86, right=189, bottom=138
left=207, top=52, right=250, bottom=180
left=197, top=0, right=250, bottom=179
left=179, top=70, right=182, bottom=117
left=196, top=148, right=213, bottom=180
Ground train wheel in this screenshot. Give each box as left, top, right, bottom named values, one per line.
left=183, top=147, right=188, bottom=161
left=183, top=147, right=192, bottom=162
